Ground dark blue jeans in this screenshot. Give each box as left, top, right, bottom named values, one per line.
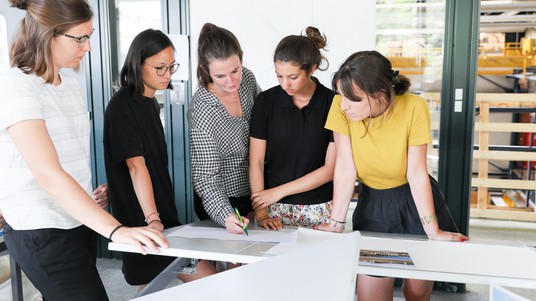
left=3, top=222, right=108, bottom=301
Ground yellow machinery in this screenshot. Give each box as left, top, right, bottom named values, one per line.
left=386, top=38, right=536, bottom=76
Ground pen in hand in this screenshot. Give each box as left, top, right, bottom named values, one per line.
left=234, top=207, right=249, bottom=236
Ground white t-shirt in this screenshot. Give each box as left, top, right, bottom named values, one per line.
left=0, top=68, right=91, bottom=230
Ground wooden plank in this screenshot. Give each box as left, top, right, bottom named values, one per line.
left=477, top=103, right=490, bottom=210
left=471, top=178, right=536, bottom=190
left=474, top=122, right=536, bottom=133
left=470, top=208, right=536, bottom=222
left=421, top=93, right=536, bottom=107
left=487, top=205, right=534, bottom=212
left=476, top=93, right=536, bottom=103
left=473, top=150, right=536, bottom=161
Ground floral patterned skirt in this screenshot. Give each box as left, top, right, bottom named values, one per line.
left=267, top=201, right=332, bottom=227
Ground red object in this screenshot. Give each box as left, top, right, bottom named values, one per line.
left=521, top=132, right=536, bottom=170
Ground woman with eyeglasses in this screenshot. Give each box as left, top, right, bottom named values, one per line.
left=103, top=28, right=216, bottom=289
left=0, top=1, right=168, bottom=300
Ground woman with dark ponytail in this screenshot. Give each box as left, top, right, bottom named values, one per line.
left=249, top=26, right=336, bottom=229
left=315, top=50, right=468, bottom=300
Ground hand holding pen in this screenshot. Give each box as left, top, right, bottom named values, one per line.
left=235, top=208, right=249, bottom=236
left=224, top=208, right=249, bottom=235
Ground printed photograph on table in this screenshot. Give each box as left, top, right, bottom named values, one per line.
left=359, top=249, right=414, bottom=266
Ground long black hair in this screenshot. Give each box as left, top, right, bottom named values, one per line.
left=120, top=28, right=175, bottom=101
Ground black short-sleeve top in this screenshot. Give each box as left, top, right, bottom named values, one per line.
left=103, top=87, right=179, bottom=228
left=249, top=77, right=335, bottom=205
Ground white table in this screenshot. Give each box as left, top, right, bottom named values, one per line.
left=108, top=222, right=291, bottom=297
left=128, top=231, right=361, bottom=301
left=109, top=225, right=536, bottom=298
left=357, top=232, right=536, bottom=289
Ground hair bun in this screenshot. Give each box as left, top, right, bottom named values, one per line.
left=10, top=0, right=29, bottom=10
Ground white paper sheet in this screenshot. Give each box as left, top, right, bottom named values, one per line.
left=168, top=225, right=298, bottom=243
left=264, top=228, right=342, bottom=255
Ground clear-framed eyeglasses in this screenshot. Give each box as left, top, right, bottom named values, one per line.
left=145, top=63, right=180, bottom=76
left=55, top=29, right=94, bottom=48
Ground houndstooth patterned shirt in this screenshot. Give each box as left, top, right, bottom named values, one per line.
left=189, top=67, right=260, bottom=226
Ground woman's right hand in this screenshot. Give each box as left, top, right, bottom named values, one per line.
left=257, top=216, right=283, bottom=230
left=427, top=229, right=469, bottom=242
left=110, top=226, right=168, bottom=255
left=224, top=213, right=249, bottom=234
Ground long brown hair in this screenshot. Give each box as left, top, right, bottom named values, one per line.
left=332, top=50, right=411, bottom=136
left=9, top=0, right=93, bottom=83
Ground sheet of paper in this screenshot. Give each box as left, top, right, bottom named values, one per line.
left=264, top=227, right=342, bottom=255
left=168, top=225, right=298, bottom=243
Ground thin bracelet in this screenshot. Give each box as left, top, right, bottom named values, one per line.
left=144, top=211, right=159, bottom=223
left=147, top=219, right=162, bottom=226
left=330, top=218, right=346, bottom=229
left=108, top=224, right=124, bottom=241
left=329, top=217, right=346, bottom=224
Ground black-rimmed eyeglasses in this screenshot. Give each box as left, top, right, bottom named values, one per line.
left=56, top=29, right=94, bottom=48
left=145, top=62, right=180, bottom=76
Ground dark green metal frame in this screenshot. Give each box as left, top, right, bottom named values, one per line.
left=438, top=0, right=480, bottom=237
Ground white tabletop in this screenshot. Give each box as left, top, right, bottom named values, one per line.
left=108, top=222, right=285, bottom=264
left=357, top=233, right=536, bottom=289
left=109, top=224, right=536, bottom=290
left=131, top=232, right=361, bottom=301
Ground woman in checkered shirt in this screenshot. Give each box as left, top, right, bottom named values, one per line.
left=189, top=23, right=261, bottom=234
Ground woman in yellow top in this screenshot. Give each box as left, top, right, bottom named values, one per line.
left=315, top=50, right=469, bottom=301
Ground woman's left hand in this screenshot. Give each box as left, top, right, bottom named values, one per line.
left=147, top=220, right=164, bottom=232
left=428, top=230, right=469, bottom=242
left=93, top=184, right=110, bottom=209
left=251, top=188, right=282, bottom=210
left=313, top=221, right=344, bottom=233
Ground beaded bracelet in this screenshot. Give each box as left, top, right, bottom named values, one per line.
left=108, top=224, right=124, bottom=241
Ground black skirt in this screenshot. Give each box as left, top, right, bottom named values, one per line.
left=353, top=175, right=458, bottom=235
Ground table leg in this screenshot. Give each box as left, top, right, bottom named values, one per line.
left=135, top=257, right=191, bottom=297
left=9, top=255, right=23, bottom=301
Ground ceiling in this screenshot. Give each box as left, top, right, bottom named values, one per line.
left=480, top=0, right=536, bottom=33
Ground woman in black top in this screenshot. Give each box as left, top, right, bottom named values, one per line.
left=104, top=29, right=216, bottom=288
left=249, top=27, right=336, bottom=229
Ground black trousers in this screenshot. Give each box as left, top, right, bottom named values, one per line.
left=3, top=222, right=108, bottom=301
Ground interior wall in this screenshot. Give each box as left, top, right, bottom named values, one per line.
left=189, top=0, right=376, bottom=91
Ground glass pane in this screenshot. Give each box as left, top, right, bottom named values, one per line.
left=476, top=1, right=536, bottom=208
left=113, top=0, right=165, bottom=126
left=0, top=14, right=9, bottom=74
left=376, top=0, right=446, bottom=179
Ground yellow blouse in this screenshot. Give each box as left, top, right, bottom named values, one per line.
left=325, top=93, right=431, bottom=189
